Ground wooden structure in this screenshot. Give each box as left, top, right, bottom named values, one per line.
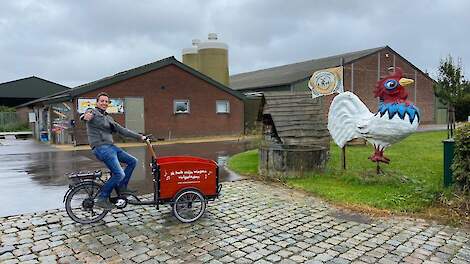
left=259, top=91, right=330, bottom=179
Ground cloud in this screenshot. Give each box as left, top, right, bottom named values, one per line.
left=1, top=0, right=469, bottom=87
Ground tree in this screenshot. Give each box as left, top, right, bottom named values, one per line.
left=454, top=86, right=470, bottom=122
left=0, top=106, right=15, bottom=112
left=433, top=56, right=470, bottom=138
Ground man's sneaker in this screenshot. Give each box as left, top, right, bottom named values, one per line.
left=94, top=197, right=115, bottom=210
left=116, top=186, right=137, bottom=195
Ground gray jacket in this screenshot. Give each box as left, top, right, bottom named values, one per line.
left=82, top=108, right=142, bottom=149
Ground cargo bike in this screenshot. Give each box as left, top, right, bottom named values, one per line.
left=63, top=137, right=222, bottom=224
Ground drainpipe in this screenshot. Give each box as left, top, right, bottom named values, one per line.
left=414, top=69, right=417, bottom=104
left=47, top=107, right=52, bottom=144
left=350, top=63, right=354, bottom=93
left=377, top=52, right=381, bottom=104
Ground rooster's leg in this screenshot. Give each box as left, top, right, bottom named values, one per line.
left=380, top=148, right=390, bottom=162
left=376, top=161, right=384, bottom=175
left=369, top=145, right=381, bottom=162
left=369, top=145, right=390, bottom=164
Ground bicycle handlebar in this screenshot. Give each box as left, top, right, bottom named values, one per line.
left=144, top=134, right=157, bottom=160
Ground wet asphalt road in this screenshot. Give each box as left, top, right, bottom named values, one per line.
left=0, top=138, right=254, bottom=217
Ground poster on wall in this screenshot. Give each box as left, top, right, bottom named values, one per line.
left=77, top=98, right=125, bottom=114
left=308, top=66, right=344, bottom=99
left=51, top=102, right=73, bottom=133
left=28, top=112, right=36, bottom=123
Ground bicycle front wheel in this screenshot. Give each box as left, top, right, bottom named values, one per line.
left=65, top=182, right=108, bottom=224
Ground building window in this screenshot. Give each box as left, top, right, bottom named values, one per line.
left=216, top=100, right=230, bottom=113
left=174, top=100, right=190, bottom=113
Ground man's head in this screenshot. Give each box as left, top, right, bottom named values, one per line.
left=96, top=92, right=110, bottom=111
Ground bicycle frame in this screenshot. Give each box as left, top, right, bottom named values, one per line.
left=123, top=141, right=161, bottom=208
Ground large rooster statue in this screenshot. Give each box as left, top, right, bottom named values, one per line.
left=327, top=67, right=420, bottom=164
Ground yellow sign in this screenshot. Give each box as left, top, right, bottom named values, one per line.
left=77, top=98, right=124, bottom=114
left=308, top=66, right=344, bottom=98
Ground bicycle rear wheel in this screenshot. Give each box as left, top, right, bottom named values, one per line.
left=65, top=182, right=108, bottom=224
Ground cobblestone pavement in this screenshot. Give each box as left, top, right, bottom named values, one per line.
left=0, top=180, right=469, bottom=264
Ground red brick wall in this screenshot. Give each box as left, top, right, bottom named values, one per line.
left=324, top=48, right=435, bottom=124
left=73, top=64, right=244, bottom=143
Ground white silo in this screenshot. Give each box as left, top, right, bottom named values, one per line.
left=197, top=33, right=229, bottom=86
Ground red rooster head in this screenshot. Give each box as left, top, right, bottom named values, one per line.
left=374, top=67, right=414, bottom=104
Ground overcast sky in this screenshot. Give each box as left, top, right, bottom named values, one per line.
left=1, top=0, right=469, bottom=87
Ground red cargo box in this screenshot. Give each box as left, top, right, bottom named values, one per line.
left=157, top=156, right=219, bottom=200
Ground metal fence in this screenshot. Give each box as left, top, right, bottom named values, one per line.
left=0, top=112, right=18, bottom=127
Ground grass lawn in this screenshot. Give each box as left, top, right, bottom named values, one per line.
left=228, top=131, right=447, bottom=213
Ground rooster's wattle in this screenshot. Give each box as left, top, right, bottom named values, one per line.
left=327, top=67, right=420, bottom=163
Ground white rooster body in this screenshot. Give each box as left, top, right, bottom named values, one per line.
left=328, top=91, right=419, bottom=163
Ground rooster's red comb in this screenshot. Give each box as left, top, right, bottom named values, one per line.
left=387, top=67, right=403, bottom=78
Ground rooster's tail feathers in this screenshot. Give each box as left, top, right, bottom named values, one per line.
left=327, top=92, right=372, bottom=147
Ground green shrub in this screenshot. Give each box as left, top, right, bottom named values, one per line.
left=452, top=123, right=470, bottom=193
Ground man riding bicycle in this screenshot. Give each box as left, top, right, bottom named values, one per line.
left=81, top=92, right=146, bottom=209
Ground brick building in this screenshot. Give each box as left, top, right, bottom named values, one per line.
left=230, top=46, right=441, bottom=124
left=18, top=57, right=245, bottom=144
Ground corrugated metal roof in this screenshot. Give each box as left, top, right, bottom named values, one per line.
left=69, top=56, right=244, bottom=100
left=0, top=76, right=70, bottom=99
left=16, top=89, right=71, bottom=108
left=18, top=56, right=245, bottom=108
left=230, top=46, right=386, bottom=90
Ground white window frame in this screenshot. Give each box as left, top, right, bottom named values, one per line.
left=174, top=99, right=190, bottom=114
left=216, top=100, right=230, bottom=114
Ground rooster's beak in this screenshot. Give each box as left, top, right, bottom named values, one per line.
left=399, top=78, right=414, bottom=87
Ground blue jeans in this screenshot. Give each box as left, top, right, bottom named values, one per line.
left=92, top=144, right=138, bottom=198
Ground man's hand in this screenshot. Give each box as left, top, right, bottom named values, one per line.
left=83, top=110, right=94, bottom=121
left=142, top=134, right=152, bottom=142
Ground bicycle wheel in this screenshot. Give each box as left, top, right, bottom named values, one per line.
left=65, top=182, right=108, bottom=224
left=172, top=189, right=206, bottom=223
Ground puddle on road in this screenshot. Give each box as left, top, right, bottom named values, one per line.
left=329, top=210, right=372, bottom=224
left=0, top=139, right=256, bottom=217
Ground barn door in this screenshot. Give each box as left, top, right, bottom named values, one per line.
left=125, top=97, right=145, bottom=134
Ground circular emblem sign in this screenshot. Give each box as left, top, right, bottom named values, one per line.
left=309, top=71, right=338, bottom=95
